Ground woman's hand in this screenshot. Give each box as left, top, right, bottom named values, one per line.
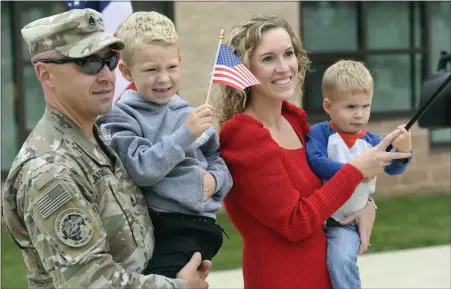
left=339, top=200, right=376, bottom=255
left=350, top=128, right=412, bottom=177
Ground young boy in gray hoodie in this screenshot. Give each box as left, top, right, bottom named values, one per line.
left=96, top=11, right=233, bottom=278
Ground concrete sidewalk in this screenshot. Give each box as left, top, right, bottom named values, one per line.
left=206, top=245, right=451, bottom=288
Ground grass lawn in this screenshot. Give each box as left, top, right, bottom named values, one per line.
left=2, top=193, right=450, bottom=288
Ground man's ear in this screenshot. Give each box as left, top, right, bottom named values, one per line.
left=323, top=98, right=332, bottom=115
left=35, top=63, right=54, bottom=89
left=118, top=60, right=134, bottom=82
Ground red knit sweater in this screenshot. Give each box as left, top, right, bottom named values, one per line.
left=219, top=101, right=364, bottom=289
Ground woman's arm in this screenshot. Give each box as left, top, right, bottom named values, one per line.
left=219, top=116, right=364, bottom=242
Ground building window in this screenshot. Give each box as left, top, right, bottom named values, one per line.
left=431, top=129, right=451, bottom=149
left=301, top=2, right=358, bottom=52
left=365, top=2, right=412, bottom=50
left=131, top=2, right=174, bottom=22
left=366, top=54, right=413, bottom=112
left=1, top=1, right=18, bottom=173
left=300, top=1, right=424, bottom=121
left=427, top=2, right=451, bottom=148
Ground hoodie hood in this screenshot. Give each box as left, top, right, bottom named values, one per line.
left=119, top=89, right=189, bottom=111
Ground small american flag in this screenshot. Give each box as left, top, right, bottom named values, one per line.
left=212, top=44, right=260, bottom=91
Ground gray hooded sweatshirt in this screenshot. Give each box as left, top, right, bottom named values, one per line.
left=96, top=90, right=233, bottom=219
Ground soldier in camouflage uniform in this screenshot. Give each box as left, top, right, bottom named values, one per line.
left=2, top=8, right=211, bottom=289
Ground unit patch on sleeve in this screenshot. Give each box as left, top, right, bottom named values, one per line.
left=54, top=208, right=94, bottom=247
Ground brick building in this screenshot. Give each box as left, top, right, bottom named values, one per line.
left=1, top=1, right=450, bottom=195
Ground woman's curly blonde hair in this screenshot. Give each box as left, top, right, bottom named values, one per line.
left=214, top=15, right=311, bottom=127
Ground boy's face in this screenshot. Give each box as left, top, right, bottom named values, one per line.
left=121, top=43, right=180, bottom=104
left=323, top=91, right=373, bottom=134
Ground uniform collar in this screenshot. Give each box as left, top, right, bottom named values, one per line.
left=44, top=105, right=111, bottom=167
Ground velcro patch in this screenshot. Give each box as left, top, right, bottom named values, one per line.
left=55, top=208, right=93, bottom=247
left=36, top=184, right=72, bottom=219
left=91, top=168, right=110, bottom=184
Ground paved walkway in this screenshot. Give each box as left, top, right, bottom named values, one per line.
left=206, top=245, right=451, bottom=288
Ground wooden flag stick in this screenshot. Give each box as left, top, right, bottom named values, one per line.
left=205, top=29, right=225, bottom=104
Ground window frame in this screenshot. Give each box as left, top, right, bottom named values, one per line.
left=300, top=1, right=428, bottom=123
left=131, top=1, right=174, bottom=22
left=429, top=129, right=451, bottom=151
left=425, top=2, right=451, bottom=149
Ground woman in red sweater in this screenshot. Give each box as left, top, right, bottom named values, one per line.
left=214, top=15, right=412, bottom=289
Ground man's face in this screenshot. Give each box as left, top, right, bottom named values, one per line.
left=38, top=47, right=117, bottom=120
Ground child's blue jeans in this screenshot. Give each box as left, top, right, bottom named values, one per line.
left=324, top=218, right=361, bottom=289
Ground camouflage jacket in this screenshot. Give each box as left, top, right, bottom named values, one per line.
left=2, top=106, right=185, bottom=289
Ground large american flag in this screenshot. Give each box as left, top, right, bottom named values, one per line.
left=66, top=1, right=133, bottom=101
left=212, top=44, right=260, bottom=91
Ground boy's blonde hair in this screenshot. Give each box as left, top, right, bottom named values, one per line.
left=322, top=60, right=374, bottom=101
left=116, top=11, right=178, bottom=66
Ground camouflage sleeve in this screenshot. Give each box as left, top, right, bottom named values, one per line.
left=22, top=162, right=185, bottom=289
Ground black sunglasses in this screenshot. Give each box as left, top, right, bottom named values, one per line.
left=32, top=52, right=119, bottom=75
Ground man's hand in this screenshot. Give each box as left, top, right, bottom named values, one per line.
left=391, top=125, right=412, bottom=153
left=203, top=172, right=216, bottom=200
left=185, top=104, right=215, bottom=137
left=176, top=252, right=212, bottom=289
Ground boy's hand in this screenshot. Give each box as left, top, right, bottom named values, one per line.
left=391, top=125, right=412, bottom=153
left=185, top=104, right=215, bottom=137
left=203, top=172, right=216, bottom=200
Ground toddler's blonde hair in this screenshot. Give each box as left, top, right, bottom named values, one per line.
left=322, top=60, right=374, bottom=101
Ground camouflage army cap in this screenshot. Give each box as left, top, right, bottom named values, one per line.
left=21, top=8, right=125, bottom=58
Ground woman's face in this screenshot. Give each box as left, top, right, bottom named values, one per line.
left=249, top=27, right=299, bottom=102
